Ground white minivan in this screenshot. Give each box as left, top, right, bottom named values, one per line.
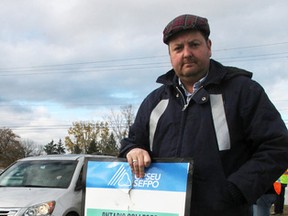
left=0, top=154, right=112, bottom=216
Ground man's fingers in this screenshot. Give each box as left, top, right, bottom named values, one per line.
left=144, top=154, right=151, bottom=167
left=126, top=148, right=151, bottom=178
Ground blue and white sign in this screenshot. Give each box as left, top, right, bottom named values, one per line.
left=84, top=159, right=193, bottom=216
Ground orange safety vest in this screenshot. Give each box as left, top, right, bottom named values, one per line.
left=273, top=169, right=288, bottom=195
left=274, top=181, right=282, bottom=195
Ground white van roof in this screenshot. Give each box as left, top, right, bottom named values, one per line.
left=18, top=154, right=114, bottom=161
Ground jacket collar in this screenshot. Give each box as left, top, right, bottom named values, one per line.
left=156, top=59, right=253, bottom=87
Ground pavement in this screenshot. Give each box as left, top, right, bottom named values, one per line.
left=270, top=205, right=288, bottom=215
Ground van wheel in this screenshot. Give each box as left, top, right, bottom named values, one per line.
left=66, top=213, right=78, bottom=216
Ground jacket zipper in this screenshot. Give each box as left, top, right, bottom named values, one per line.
left=175, top=86, right=189, bottom=111
left=176, top=85, right=204, bottom=111
left=174, top=85, right=204, bottom=156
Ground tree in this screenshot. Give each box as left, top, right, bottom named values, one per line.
left=55, top=139, right=66, bottom=154
left=44, top=139, right=66, bottom=155
left=98, top=122, right=110, bottom=150
left=65, top=121, right=120, bottom=155
left=64, top=105, right=135, bottom=155
left=73, top=144, right=82, bottom=154
left=102, top=133, right=118, bottom=155
left=65, top=121, right=103, bottom=154
left=21, top=139, right=43, bottom=157
left=44, top=140, right=57, bottom=154
left=21, top=139, right=34, bottom=157
left=0, top=128, right=24, bottom=168
left=87, top=139, right=99, bottom=154
left=106, top=105, right=135, bottom=146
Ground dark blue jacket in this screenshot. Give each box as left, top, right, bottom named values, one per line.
left=120, top=59, right=288, bottom=216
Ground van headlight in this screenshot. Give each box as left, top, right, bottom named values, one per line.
left=23, top=201, right=55, bottom=216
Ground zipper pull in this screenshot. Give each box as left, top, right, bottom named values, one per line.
left=182, top=104, right=188, bottom=111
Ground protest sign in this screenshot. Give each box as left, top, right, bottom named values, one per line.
left=83, top=158, right=193, bottom=216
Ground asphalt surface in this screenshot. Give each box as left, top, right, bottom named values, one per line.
left=270, top=205, right=288, bottom=215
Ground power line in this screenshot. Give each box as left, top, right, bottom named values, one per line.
left=0, top=55, right=286, bottom=76
left=0, top=41, right=287, bottom=134
left=0, top=41, right=286, bottom=77
left=213, top=42, right=288, bottom=52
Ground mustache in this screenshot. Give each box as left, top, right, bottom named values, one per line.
left=183, top=57, right=197, bottom=64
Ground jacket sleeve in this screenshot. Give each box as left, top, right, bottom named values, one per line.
left=118, top=96, right=152, bottom=157
left=228, top=79, right=288, bottom=204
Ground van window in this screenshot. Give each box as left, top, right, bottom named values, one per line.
left=0, top=160, right=78, bottom=188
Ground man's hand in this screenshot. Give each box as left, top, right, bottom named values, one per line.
left=126, top=148, right=151, bottom=178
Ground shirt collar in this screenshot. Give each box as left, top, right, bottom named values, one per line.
left=178, top=72, right=208, bottom=97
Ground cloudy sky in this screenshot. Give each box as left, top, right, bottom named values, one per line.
left=0, top=0, right=287, bottom=146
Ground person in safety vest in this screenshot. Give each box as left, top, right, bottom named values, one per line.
left=272, top=169, right=288, bottom=215
left=119, top=14, right=288, bottom=216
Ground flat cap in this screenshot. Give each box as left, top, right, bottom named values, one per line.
left=163, top=14, right=210, bottom=44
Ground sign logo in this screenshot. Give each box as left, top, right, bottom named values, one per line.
left=107, top=164, right=162, bottom=189
left=108, top=164, right=132, bottom=188
left=86, top=161, right=188, bottom=192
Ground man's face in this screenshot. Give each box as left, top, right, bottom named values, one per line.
left=168, top=30, right=211, bottom=84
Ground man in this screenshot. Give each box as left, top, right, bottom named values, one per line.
left=119, top=14, right=288, bottom=215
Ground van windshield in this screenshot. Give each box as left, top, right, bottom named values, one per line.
left=0, top=160, right=78, bottom=188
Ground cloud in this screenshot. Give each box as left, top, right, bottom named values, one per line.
left=0, top=0, right=287, bottom=145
